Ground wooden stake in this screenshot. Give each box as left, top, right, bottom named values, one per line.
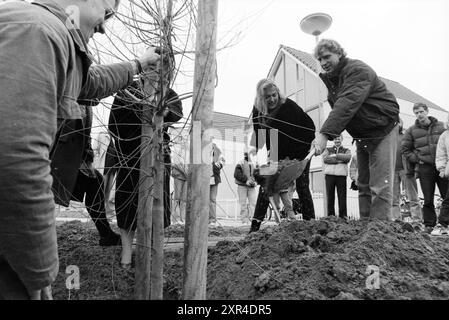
left=182, top=0, right=219, bottom=300
left=150, top=112, right=164, bottom=300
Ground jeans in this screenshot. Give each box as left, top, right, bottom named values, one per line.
left=295, top=161, right=315, bottom=220
left=417, top=163, right=448, bottom=227
left=392, top=170, right=422, bottom=221
left=209, top=184, right=218, bottom=222
left=357, top=124, right=398, bottom=220
left=325, top=175, right=347, bottom=218
left=237, top=185, right=257, bottom=221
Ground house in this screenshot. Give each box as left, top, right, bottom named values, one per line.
left=266, top=44, right=448, bottom=218
left=169, top=111, right=252, bottom=220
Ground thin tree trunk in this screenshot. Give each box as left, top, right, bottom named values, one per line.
left=182, top=0, right=219, bottom=300
left=135, top=123, right=154, bottom=300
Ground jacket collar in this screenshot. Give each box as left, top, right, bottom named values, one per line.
left=320, top=57, right=349, bottom=81
left=32, top=0, right=90, bottom=56
left=414, top=116, right=438, bottom=129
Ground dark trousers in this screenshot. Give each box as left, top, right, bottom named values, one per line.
left=417, top=163, right=448, bottom=227
left=253, top=187, right=271, bottom=222
left=325, top=175, right=347, bottom=218
left=115, top=150, right=172, bottom=231
left=72, top=169, right=114, bottom=238
left=253, top=160, right=315, bottom=222
left=295, top=161, right=315, bottom=220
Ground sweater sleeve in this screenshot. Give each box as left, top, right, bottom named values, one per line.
left=79, top=62, right=135, bottom=101
left=435, top=132, right=448, bottom=172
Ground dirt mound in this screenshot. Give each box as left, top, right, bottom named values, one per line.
left=52, top=221, right=245, bottom=299
left=52, top=218, right=449, bottom=300
left=205, top=217, right=449, bottom=300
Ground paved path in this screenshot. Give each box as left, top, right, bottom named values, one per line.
left=162, top=236, right=245, bottom=251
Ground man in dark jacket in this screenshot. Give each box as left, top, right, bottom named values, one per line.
left=402, top=103, right=446, bottom=232
left=249, top=78, right=316, bottom=232
left=234, top=152, right=257, bottom=225
left=0, top=0, right=160, bottom=299
left=312, top=39, right=400, bottom=221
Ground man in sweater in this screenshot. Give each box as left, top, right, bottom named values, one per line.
left=402, top=103, right=446, bottom=233
left=312, top=39, right=400, bottom=221
left=322, top=135, right=351, bottom=218
left=0, top=0, right=160, bottom=299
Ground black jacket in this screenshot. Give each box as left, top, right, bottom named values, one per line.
left=319, top=57, right=399, bottom=142
left=402, top=116, right=445, bottom=165
left=50, top=102, right=97, bottom=207
left=252, top=98, right=315, bottom=161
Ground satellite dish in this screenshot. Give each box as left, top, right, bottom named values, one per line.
left=300, top=13, right=332, bottom=38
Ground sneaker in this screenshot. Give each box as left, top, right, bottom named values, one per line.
left=249, top=220, right=261, bottom=233
left=430, top=224, right=449, bottom=236
left=99, top=232, right=121, bottom=246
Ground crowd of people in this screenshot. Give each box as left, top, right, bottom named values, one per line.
left=0, top=0, right=447, bottom=301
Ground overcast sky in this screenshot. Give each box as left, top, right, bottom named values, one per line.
left=209, top=0, right=449, bottom=117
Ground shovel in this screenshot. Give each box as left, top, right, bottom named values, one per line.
left=266, top=148, right=315, bottom=223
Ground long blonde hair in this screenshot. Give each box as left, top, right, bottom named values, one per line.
left=253, top=78, right=286, bottom=115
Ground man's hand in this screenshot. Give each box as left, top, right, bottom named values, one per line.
left=246, top=177, right=256, bottom=187
left=28, top=285, right=53, bottom=300
left=440, top=171, right=446, bottom=178
left=138, top=47, right=160, bottom=70
left=312, top=133, right=328, bottom=155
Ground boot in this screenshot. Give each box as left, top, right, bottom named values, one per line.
left=249, top=219, right=261, bottom=233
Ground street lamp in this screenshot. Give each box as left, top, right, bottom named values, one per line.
left=300, top=13, right=332, bottom=218
left=300, top=12, right=333, bottom=44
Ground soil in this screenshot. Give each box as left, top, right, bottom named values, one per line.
left=53, top=218, right=449, bottom=300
